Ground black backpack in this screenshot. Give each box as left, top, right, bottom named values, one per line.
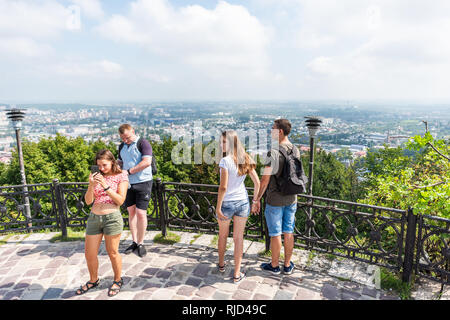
left=274, top=145, right=308, bottom=195
left=118, top=137, right=157, bottom=175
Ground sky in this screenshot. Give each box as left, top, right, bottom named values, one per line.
left=1, top=0, right=450, bottom=104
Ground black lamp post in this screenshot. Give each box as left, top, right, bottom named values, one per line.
left=304, top=116, right=322, bottom=196
left=6, top=107, right=32, bottom=231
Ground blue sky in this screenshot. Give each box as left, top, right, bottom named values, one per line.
left=1, top=0, right=450, bottom=104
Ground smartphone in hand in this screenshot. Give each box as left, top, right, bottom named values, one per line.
left=91, top=165, right=100, bottom=176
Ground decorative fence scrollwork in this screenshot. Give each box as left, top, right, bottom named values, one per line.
left=0, top=179, right=448, bottom=286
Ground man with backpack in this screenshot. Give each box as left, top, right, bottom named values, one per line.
left=253, top=119, right=307, bottom=275
left=117, top=124, right=156, bottom=258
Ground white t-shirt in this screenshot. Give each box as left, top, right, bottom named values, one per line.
left=219, top=156, right=248, bottom=202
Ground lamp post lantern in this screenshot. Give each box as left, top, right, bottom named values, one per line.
left=6, top=107, right=32, bottom=231
left=304, top=116, right=322, bottom=196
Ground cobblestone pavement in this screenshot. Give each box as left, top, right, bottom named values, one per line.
left=0, top=231, right=446, bottom=300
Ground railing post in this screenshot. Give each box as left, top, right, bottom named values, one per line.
left=53, top=179, right=67, bottom=238
left=155, top=178, right=166, bottom=237
left=262, top=194, right=270, bottom=252
left=402, top=207, right=417, bottom=283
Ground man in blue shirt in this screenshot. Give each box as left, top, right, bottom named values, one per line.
left=117, top=124, right=153, bottom=257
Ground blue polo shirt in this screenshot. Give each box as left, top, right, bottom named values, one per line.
left=119, top=135, right=153, bottom=185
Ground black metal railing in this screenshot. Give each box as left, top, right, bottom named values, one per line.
left=0, top=178, right=448, bottom=285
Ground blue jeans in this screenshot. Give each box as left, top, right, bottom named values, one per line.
left=218, top=199, right=250, bottom=220
left=264, top=203, right=297, bottom=237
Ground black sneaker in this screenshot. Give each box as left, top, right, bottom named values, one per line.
left=260, top=262, right=281, bottom=275
left=283, top=261, right=295, bottom=275
left=124, top=241, right=138, bottom=255
left=137, top=244, right=147, bottom=257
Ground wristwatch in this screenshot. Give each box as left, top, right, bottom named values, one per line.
left=252, top=199, right=259, bottom=204
left=127, top=169, right=131, bottom=175
left=103, top=186, right=111, bottom=192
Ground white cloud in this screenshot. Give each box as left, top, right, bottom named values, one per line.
left=52, top=59, right=123, bottom=78
left=70, top=0, right=104, bottom=20
left=0, top=37, right=53, bottom=58
left=295, top=0, right=450, bottom=100
left=96, top=0, right=272, bottom=78
left=0, top=0, right=74, bottom=38
left=0, top=0, right=80, bottom=57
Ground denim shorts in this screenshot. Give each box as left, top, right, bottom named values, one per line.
left=86, top=210, right=124, bottom=236
left=218, top=199, right=250, bottom=220
left=264, top=203, right=297, bottom=237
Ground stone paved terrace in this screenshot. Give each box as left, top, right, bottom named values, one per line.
left=0, top=231, right=447, bottom=300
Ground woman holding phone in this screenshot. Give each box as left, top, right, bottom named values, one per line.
left=75, top=149, right=128, bottom=297
left=216, top=131, right=260, bottom=283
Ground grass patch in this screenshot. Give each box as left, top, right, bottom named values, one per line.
left=0, top=234, right=14, bottom=246
left=190, top=233, right=203, bottom=244
left=50, top=228, right=85, bottom=243
left=210, top=235, right=233, bottom=250
left=154, top=232, right=181, bottom=245
left=336, top=276, right=351, bottom=282
left=380, top=268, right=413, bottom=300
left=325, top=253, right=337, bottom=261
left=210, top=234, right=219, bottom=247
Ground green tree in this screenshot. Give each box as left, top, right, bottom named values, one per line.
left=360, top=133, right=450, bottom=218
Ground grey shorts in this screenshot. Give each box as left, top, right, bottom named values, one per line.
left=86, top=211, right=124, bottom=236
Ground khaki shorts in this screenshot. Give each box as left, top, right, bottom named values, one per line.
left=86, top=210, right=124, bottom=236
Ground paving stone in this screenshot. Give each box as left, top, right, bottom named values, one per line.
left=142, top=267, right=159, bottom=276
left=321, top=283, right=341, bottom=300
left=280, top=277, right=301, bottom=292
left=177, top=285, right=197, bottom=297
left=192, top=263, right=211, bottom=277
left=196, top=285, right=216, bottom=298
left=341, top=289, right=361, bottom=300
left=262, top=276, right=281, bottom=286
left=170, top=271, right=189, bottom=282
left=185, top=277, right=202, bottom=287
left=14, top=281, right=31, bottom=290
left=155, top=270, right=172, bottom=279
left=42, top=288, right=64, bottom=300
left=362, top=286, right=378, bottom=298
left=142, top=281, right=162, bottom=291
left=61, top=291, right=77, bottom=300
left=232, top=289, right=252, bottom=300
left=213, top=291, right=231, bottom=300
left=0, top=276, right=17, bottom=289
left=4, top=289, right=24, bottom=300
left=152, top=288, right=175, bottom=300
left=130, top=277, right=149, bottom=289
left=253, top=293, right=272, bottom=300
left=380, top=293, right=400, bottom=300
left=214, top=281, right=239, bottom=293
left=244, top=241, right=266, bottom=256
left=46, top=259, right=67, bottom=269
left=164, top=281, right=181, bottom=289
left=238, top=280, right=258, bottom=292
left=203, top=275, right=223, bottom=285
left=274, top=289, right=294, bottom=300
left=295, top=287, right=321, bottom=300
left=133, top=292, right=153, bottom=300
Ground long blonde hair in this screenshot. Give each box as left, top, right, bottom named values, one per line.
left=219, top=131, right=256, bottom=176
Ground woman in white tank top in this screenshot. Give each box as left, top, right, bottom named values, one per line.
left=216, top=131, right=261, bottom=283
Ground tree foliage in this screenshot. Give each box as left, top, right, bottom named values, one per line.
left=359, top=133, right=450, bottom=218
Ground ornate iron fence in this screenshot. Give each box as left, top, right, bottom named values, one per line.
left=294, top=194, right=407, bottom=272
left=0, top=183, right=59, bottom=233
left=0, top=178, right=448, bottom=285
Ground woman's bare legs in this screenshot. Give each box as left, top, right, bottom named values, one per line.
left=232, top=216, right=248, bottom=278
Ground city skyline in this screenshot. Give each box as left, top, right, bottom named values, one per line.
left=2, top=0, right=450, bottom=103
